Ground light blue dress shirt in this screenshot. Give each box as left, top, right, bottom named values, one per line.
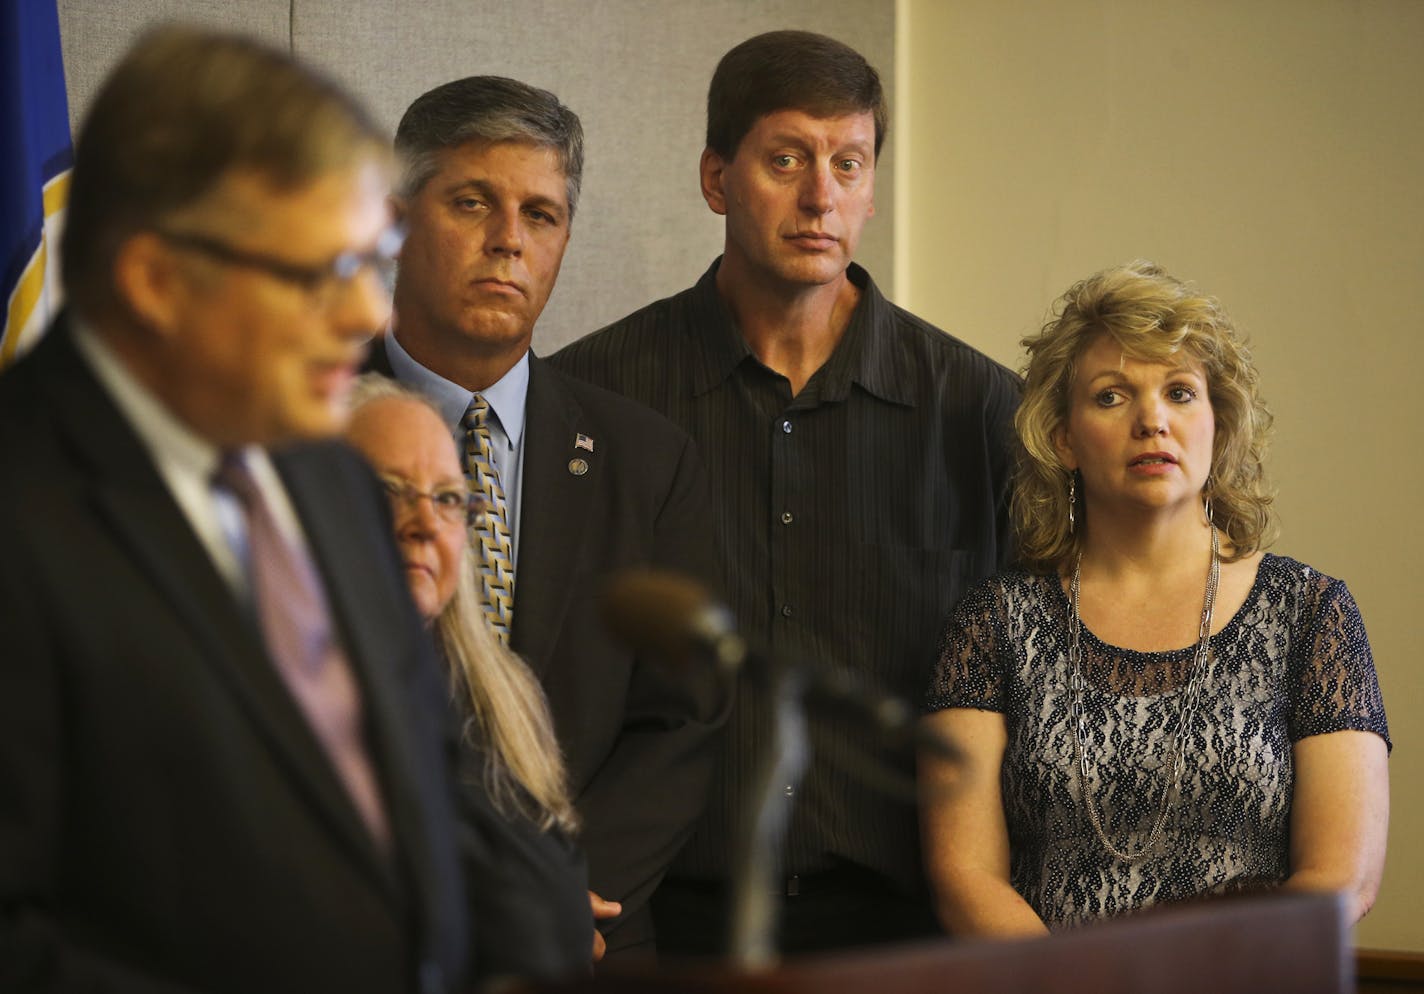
left=384, top=331, right=529, bottom=566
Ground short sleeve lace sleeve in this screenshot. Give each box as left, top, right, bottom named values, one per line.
left=924, top=576, right=1009, bottom=713
left=1289, top=570, right=1391, bottom=749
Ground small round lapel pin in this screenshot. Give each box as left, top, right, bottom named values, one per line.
left=568, top=458, right=589, bottom=476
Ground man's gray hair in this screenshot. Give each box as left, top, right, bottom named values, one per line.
left=394, top=75, right=584, bottom=217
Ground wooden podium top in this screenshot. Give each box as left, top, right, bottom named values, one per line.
left=511, top=891, right=1349, bottom=994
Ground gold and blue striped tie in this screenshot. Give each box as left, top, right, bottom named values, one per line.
left=462, top=395, right=515, bottom=644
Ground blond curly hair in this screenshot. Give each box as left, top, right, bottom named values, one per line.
left=1014, top=261, right=1276, bottom=572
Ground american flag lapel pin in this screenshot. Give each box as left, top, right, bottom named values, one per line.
left=574, top=433, right=595, bottom=453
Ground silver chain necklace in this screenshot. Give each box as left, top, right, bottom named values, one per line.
left=1066, top=526, right=1220, bottom=862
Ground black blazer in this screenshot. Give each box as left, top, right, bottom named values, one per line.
left=367, top=339, right=729, bottom=953
left=0, top=321, right=471, bottom=993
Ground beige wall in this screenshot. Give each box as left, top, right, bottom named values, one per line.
left=899, top=0, right=1423, bottom=951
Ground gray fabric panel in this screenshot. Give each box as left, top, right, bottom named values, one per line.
left=58, top=1, right=290, bottom=135
left=292, top=0, right=895, bottom=352
left=56, top=1, right=894, bottom=353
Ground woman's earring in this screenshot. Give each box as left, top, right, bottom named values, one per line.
left=1068, top=474, right=1077, bottom=533
left=1203, top=476, right=1214, bottom=526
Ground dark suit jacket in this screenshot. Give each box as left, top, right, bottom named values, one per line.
left=367, top=339, right=728, bottom=953
left=0, top=321, right=472, bottom=993
left=455, top=742, right=592, bottom=980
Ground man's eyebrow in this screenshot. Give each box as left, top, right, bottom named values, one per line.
left=441, top=178, right=567, bottom=219
left=763, top=131, right=811, bottom=147
left=443, top=177, right=494, bottom=197
left=763, top=131, right=873, bottom=154
left=523, top=193, right=567, bottom=213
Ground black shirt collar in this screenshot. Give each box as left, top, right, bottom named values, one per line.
left=687, top=257, right=915, bottom=408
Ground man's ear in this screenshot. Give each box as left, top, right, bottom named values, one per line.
left=388, top=194, right=407, bottom=234
left=112, top=232, right=184, bottom=336
left=699, top=147, right=729, bottom=217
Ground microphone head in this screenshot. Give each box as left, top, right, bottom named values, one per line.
left=600, top=568, right=742, bottom=668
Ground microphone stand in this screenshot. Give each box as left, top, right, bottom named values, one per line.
left=727, top=665, right=811, bottom=970
left=597, top=569, right=964, bottom=970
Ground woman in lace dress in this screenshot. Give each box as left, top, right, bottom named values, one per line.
left=921, top=262, right=1389, bottom=936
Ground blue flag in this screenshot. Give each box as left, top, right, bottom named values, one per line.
left=1, top=0, right=71, bottom=368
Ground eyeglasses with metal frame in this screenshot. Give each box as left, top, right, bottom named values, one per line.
left=155, top=225, right=405, bottom=305
left=378, top=474, right=483, bottom=527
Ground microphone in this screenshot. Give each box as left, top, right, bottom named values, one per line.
left=602, top=568, right=747, bottom=671
left=601, top=569, right=958, bottom=761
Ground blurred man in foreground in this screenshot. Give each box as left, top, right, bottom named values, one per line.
left=0, top=26, right=480, bottom=992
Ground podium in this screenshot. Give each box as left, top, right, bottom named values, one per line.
left=514, top=891, right=1349, bottom=994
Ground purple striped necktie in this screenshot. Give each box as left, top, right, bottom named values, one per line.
left=213, top=453, right=390, bottom=851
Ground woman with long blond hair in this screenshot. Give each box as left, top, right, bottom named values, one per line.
left=345, top=375, right=600, bottom=976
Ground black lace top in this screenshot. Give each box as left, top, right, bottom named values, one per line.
left=925, top=554, right=1390, bottom=928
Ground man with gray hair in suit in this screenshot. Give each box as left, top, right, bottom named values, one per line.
left=371, top=75, right=728, bottom=959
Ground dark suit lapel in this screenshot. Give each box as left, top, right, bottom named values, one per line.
left=274, top=450, right=433, bottom=904
left=43, top=326, right=398, bottom=898
left=93, top=481, right=396, bottom=889
left=511, top=355, right=594, bottom=677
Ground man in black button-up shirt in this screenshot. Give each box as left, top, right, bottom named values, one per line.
left=552, top=29, right=1019, bottom=957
